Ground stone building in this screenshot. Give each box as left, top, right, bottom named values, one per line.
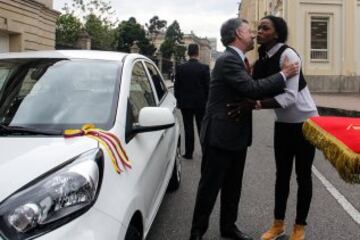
left=0, top=0, right=59, bottom=52
left=152, top=32, right=212, bottom=66
left=239, top=0, right=360, bottom=93
left=208, top=37, right=221, bottom=69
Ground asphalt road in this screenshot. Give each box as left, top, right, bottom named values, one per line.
left=147, top=110, right=360, bottom=240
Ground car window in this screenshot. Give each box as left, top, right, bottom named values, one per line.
left=0, top=59, right=121, bottom=130
left=128, top=62, right=156, bottom=123
left=145, top=62, right=167, bottom=101
left=0, top=66, right=11, bottom=90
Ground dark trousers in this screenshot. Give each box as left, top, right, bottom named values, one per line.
left=273, top=122, right=315, bottom=225
left=191, top=144, right=247, bottom=236
left=180, top=108, right=205, bottom=157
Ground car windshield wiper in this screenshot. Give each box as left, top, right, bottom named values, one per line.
left=0, top=124, right=62, bottom=136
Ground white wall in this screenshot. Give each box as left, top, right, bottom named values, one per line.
left=296, top=0, right=342, bottom=76
left=357, top=1, right=360, bottom=74
left=0, top=32, right=9, bottom=53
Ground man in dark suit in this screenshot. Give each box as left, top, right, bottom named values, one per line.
left=189, top=18, right=299, bottom=240
left=174, top=44, right=210, bottom=159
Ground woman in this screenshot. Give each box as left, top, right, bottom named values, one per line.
left=254, top=16, right=318, bottom=240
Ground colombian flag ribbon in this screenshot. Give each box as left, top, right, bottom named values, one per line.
left=303, top=116, right=360, bottom=184
left=64, top=124, right=131, bottom=174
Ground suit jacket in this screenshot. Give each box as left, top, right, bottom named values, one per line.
left=200, top=47, right=286, bottom=151
left=174, top=58, right=210, bottom=109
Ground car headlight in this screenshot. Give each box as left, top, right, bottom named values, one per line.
left=0, top=148, right=104, bottom=240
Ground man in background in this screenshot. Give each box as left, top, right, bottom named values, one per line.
left=174, top=43, right=210, bottom=159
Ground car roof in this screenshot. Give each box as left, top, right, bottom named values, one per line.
left=0, top=50, right=140, bottom=62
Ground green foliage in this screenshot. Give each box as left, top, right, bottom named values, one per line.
left=116, top=17, right=156, bottom=57
left=160, top=21, right=185, bottom=58
left=159, top=39, right=173, bottom=58
left=164, top=21, right=184, bottom=45
left=174, top=45, right=187, bottom=62
left=57, top=1, right=184, bottom=60
left=58, top=0, right=118, bottom=50
left=63, top=0, right=118, bottom=27
left=146, top=16, right=167, bottom=43
left=85, top=14, right=116, bottom=50
left=56, top=14, right=82, bottom=48
left=159, top=20, right=186, bottom=73
left=137, top=38, right=156, bottom=57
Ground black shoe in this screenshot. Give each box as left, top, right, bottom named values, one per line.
left=221, top=227, right=253, bottom=240
left=189, top=234, right=202, bottom=240
left=182, top=154, right=193, bottom=160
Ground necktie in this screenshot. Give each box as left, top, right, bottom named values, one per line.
left=244, top=57, right=251, bottom=75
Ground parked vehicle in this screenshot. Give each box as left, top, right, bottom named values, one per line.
left=0, top=50, right=181, bottom=240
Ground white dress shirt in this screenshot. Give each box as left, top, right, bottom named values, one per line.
left=267, top=43, right=318, bottom=123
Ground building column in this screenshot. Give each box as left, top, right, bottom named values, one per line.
left=76, top=31, right=91, bottom=50
left=130, top=41, right=140, bottom=53
left=283, top=0, right=298, bottom=47
left=342, top=0, right=357, bottom=76
left=357, top=1, right=360, bottom=75
left=9, top=34, right=23, bottom=52
left=0, top=32, right=9, bottom=52
left=156, top=51, right=163, bottom=73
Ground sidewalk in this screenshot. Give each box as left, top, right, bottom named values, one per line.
left=312, top=93, right=360, bottom=117
left=165, top=80, right=360, bottom=117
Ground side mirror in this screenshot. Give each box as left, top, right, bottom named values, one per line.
left=132, top=107, right=175, bottom=134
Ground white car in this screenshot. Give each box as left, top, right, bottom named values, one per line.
left=0, top=51, right=182, bottom=240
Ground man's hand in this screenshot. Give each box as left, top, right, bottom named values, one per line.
left=226, top=99, right=256, bottom=120
left=281, top=56, right=299, bottom=79
left=255, top=100, right=262, bottom=110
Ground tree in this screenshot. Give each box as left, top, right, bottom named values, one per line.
left=55, top=14, right=82, bottom=49
left=159, top=20, right=186, bottom=73
left=116, top=17, right=156, bottom=57
left=174, top=45, right=187, bottom=62
left=159, top=39, right=173, bottom=59
left=58, top=0, right=118, bottom=50
left=84, top=14, right=116, bottom=50
left=63, top=0, right=118, bottom=27
left=146, top=16, right=167, bottom=43
left=160, top=20, right=185, bottom=58
left=164, top=21, right=184, bottom=45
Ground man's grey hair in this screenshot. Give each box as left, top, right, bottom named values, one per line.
left=220, top=18, right=248, bottom=47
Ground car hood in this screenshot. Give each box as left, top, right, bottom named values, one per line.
left=0, top=137, right=99, bottom=202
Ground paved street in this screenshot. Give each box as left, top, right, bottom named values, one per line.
left=148, top=110, right=360, bottom=240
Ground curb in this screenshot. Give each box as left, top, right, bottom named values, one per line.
left=317, top=106, right=360, bottom=117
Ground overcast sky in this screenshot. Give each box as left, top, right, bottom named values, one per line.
left=53, top=0, right=241, bottom=51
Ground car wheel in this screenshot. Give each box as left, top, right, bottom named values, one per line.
left=168, top=136, right=182, bottom=192
left=124, top=225, right=141, bottom=240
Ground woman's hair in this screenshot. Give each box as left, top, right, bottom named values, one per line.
left=261, top=15, right=288, bottom=43
left=258, top=15, right=288, bottom=58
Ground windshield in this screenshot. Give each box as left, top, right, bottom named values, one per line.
left=0, top=58, right=121, bottom=132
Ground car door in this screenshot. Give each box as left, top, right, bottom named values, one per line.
left=143, top=61, right=177, bottom=183
left=124, top=60, right=168, bottom=223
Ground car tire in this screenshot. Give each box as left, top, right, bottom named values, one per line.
left=167, top=136, right=182, bottom=192
left=124, top=225, right=141, bottom=240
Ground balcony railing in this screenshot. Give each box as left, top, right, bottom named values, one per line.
left=310, top=49, right=328, bottom=60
